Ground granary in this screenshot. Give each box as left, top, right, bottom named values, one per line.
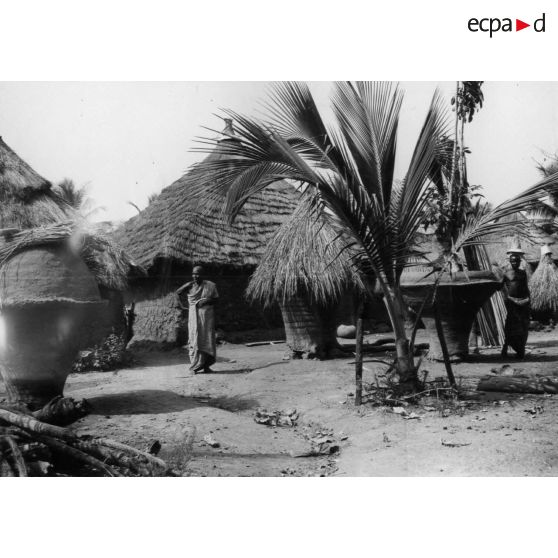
left=246, top=195, right=369, bottom=358
left=113, top=120, right=300, bottom=348
left=0, top=135, right=136, bottom=348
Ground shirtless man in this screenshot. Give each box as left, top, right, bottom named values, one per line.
left=501, top=251, right=530, bottom=359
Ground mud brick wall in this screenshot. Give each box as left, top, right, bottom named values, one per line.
left=126, top=264, right=283, bottom=348
left=128, top=292, right=184, bottom=348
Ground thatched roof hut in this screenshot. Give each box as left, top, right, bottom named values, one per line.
left=114, top=121, right=299, bottom=272
left=0, top=136, right=72, bottom=229
left=112, top=120, right=300, bottom=346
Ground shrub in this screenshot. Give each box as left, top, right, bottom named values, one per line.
left=72, top=332, right=131, bottom=373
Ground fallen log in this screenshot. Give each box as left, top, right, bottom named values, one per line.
left=90, top=438, right=168, bottom=471
left=73, top=440, right=152, bottom=476
left=0, top=407, right=77, bottom=441
left=477, top=375, right=558, bottom=394
left=37, top=435, right=122, bottom=477
left=0, top=406, right=172, bottom=477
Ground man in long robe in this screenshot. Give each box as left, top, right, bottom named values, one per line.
left=501, top=250, right=530, bottom=359
left=177, top=266, right=219, bottom=373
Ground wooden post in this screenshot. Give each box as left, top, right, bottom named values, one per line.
left=433, top=303, right=456, bottom=387
left=355, top=302, right=364, bottom=406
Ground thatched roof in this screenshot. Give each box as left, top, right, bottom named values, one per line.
left=113, top=124, right=300, bottom=271
left=247, top=198, right=367, bottom=306
left=0, top=136, right=73, bottom=229
left=0, top=222, right=137, bottom=291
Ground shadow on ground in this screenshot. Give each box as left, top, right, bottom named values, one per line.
left=129, top=351, right=237, bottom=369
left=86, top=390, right=261, bottom=415
left=203, top=394, right=260, bottom=412
left=87, top=390, right=198, bottom=415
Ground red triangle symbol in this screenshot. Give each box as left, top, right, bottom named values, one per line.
left=516, top=19, right=530, bottom=31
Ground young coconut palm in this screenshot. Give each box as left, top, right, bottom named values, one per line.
left=191, top=82, right=449, bottom=389
left=192, top=82, right=558, bottom=390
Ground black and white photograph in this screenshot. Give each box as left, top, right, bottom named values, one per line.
left=4, top=2, right=558, bottom=557
left=2, top=80, right=558, bottom=477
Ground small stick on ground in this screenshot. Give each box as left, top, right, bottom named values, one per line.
left=93, top=438, right=168, bottom=470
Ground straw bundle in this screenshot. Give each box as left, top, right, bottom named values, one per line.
left=529, top=252, right=558, bottom=312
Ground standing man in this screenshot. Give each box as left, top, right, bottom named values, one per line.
left=177, top=266, right=219, bottom=374
left=501, top=245, right=530, bottom=359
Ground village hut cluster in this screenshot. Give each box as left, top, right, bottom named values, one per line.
left=4, top=81, right=558, bottom=476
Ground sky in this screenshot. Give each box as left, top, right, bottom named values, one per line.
left=1, top=81, right=558, bottom=222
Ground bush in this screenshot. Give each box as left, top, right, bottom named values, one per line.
left=72, top=332, right=131, bottom=373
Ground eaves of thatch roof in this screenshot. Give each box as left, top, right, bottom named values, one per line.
left=0, top=221, right=139, bottom=292
left=247, top=197, right=367, bottom=306
left=113, top=146, right=300, bottom=271
left=0, top=136, right=73, bottom=229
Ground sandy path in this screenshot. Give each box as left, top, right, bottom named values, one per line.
left=2, top=331, right=558, bottom=476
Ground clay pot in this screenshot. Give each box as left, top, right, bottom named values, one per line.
left=336, top=324, right=356, bottom=339
left=0, top=244, right=108, bottom=409
left=400, top=270, right=501, bottom=361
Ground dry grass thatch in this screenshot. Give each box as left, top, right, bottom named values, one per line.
left=113, top=135, right=300, bottom=271
left=0, top=222, right=138, bottom=291
left=0, top=136, right=74, bottom=229
left=529, top=254, right=558, bottom=312
left=247, top=197, right=367, bottom=306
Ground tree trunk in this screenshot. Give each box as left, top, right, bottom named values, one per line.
left=280, top=296, right=342, bottom=359
left=382, top=286, right=418, bottom=389
left=354, top=303, right=364, bottom=406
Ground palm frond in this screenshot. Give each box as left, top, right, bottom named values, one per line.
left=331, top=82, right=403, bottom=211
left=454, top=171, right=558, bottom=253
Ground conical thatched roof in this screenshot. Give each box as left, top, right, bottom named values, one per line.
left=0, top=136, right=73, bottom=229
left=113, top=123, right=300, bottom=271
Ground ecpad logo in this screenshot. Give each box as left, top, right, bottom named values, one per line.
left=468, top=13, right=546, bottom=37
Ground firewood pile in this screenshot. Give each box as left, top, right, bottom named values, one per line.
left=0, top=403, right=171, bottom=477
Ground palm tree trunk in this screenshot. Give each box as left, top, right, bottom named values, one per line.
left=380, top=282, right=418, bottom=389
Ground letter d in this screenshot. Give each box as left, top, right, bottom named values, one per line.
left=534, top=13, right=545, bottom=32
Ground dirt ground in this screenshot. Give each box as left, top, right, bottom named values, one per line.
left=3, top=329, right=558, bottom=476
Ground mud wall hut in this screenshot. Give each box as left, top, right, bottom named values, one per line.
left=113, top=122, right=300, bottom=348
